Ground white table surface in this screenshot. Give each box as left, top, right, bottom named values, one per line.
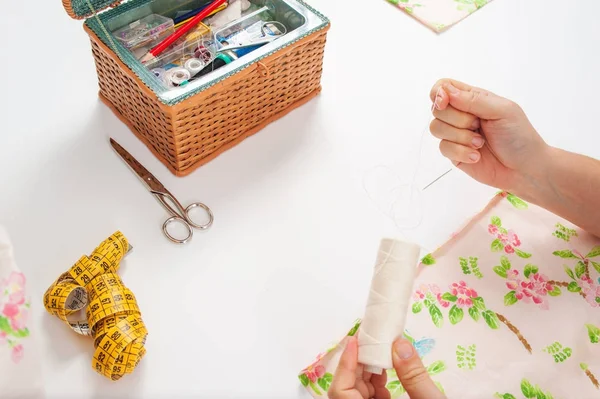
left=1, top=0, right=599, bottom=397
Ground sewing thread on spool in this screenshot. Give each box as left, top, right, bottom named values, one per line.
left=165, top=67, right=191, bottom=86
left=184, top=58, right=205, bottom=76
left=357, top=238, right=420, bottom=374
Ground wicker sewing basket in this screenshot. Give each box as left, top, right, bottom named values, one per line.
left=62, top=0, right=330, bottom=176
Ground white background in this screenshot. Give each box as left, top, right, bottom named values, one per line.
left=1, top=0, right=599, bottom=397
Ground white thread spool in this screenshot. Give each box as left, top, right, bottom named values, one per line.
left=164, top=67, right=191, bottom=86
left=357, top=238, right=420, bottom=374
left=184, top=58, right=205, bottom=77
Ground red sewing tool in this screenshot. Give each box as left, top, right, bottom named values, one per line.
left=140, top=0, right=228, bottom=64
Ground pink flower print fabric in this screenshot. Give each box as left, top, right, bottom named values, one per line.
left=299, top=192, right=600, bottom=398
left=1, top=272, right=29, bottom=335
left=386, top=0, right=495, bottom=32
left=449, top=281, right=478, bottom=308
left=0, top=226, right=45, bottom=398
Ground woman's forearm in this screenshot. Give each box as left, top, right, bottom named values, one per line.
left=514, top=146, right=600, bottom=237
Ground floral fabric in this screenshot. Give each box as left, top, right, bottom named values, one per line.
left=0, top=227, right=45, bottom=398
left=386, top=0, right=494, bottom=32
left=299, top=192, right=600, bottom=398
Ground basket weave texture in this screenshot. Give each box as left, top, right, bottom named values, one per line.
left=84, top=24, right=329, bottom=176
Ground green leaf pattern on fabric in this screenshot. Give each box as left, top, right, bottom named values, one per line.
left=482, top=310, right=500, bottom=329
left=299, top=374, right=309, bottom=387
left=567, top=282, right=581, bottom=293
left=460, top=257, right=483, bottom=278
left=504, top=291, right=518, bottom=306
left=547, top=286, right=562, bottom=297
left=586, top=246, right=600, bottom=258
left=426, top=360, right=447, bottom=375
left=429, top=304, right=444, bottom=328
left=586, top=324, right=600, bottom=344
left=468, top=306, right=480, bottom=321
left=412, top=301, right=423, bottom=314
left=308, top=381, right=322, bottom=395
left=564, top=266, right=575, bottom=280
left=317, top=373, right=333, bottom=391
left=575, top=261, right=586, bottom=279
left=524, top=264, right=538, bottom=278
left=515, top=249, right=532, bottom=259
left=497, top=378, right=556, bottom=399
left=492, top=239, right=504, bottom=252
left=506, top=194, right=528, bottom=209
left=494, top=266, right=507, bottom=278
left=456, top=344, right=477, bottom=370
left=501, top=256, right=511, bottom=270
left=553, top=223, right=578, bottom=242
left=472, top=296, right=486, bottom=310
left=469, top=257, right=483, bottom=278
left=421, top=254, right=436, bottom=266
left=553, top=250, right=578, bottom=259
left=347, top=319, right=361, bottom=336
left=449, top=305, right=464, bottom=325
left=521, top=379, right=536, bottom=398
left=543, top=342, right=572, bottom=363
left=386, top=380, right=406, bottom=398
left=442, top=293, right=457, bottom=302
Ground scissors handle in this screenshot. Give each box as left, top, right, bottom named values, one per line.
left=153, top=192, right=214, bottom=244
left=183, top=202, right=214, bottom=229
left=163, top=216, right=194, bottom=244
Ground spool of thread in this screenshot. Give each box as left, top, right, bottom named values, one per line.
left=357, top=238, right=420, bottom=374
left=194, top=45, right=213, bottom=63
left=164, top=67, right=191, bottom=86
left=184, top=58, right=205, bottom=76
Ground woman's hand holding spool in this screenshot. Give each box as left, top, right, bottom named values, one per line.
left=328, top=336, right=446, bottom=399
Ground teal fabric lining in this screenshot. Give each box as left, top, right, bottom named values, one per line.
left=72, top=0, right=120, bottom=18
left=84, top=0, right=330, bottom=106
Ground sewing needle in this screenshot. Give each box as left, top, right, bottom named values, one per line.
left=422, top=168, right=453, bottom=191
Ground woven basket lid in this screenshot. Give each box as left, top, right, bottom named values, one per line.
left=62, top=0, right=122, bottom=19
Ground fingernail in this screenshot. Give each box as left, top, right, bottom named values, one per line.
left=471, top=136, right=484, bottom=148
left=394, top=341, right=414, bottom=360
left=443, top=82, right=459, bottom=95
left=434, top=95, right=443, bottom=109
left=471, top=119, right=480, bottom=129
left=469, top=152, right=480, bottom=162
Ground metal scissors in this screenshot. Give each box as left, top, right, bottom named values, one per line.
left=110, top=138, right=213, bottom=244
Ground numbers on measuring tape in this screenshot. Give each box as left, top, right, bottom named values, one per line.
left=43, top=232, right=147, bottom=380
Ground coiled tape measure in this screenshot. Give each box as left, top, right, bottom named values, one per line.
left=44, top=232, right=147, bottom=381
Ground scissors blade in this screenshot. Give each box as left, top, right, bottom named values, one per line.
left=110, top=138, right=168, bottom=194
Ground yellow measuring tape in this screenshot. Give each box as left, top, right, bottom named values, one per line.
left=43, top=231, right=147, bottom=381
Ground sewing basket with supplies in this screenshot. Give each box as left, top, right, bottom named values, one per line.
left=62, top=0, right=330, bottom=176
